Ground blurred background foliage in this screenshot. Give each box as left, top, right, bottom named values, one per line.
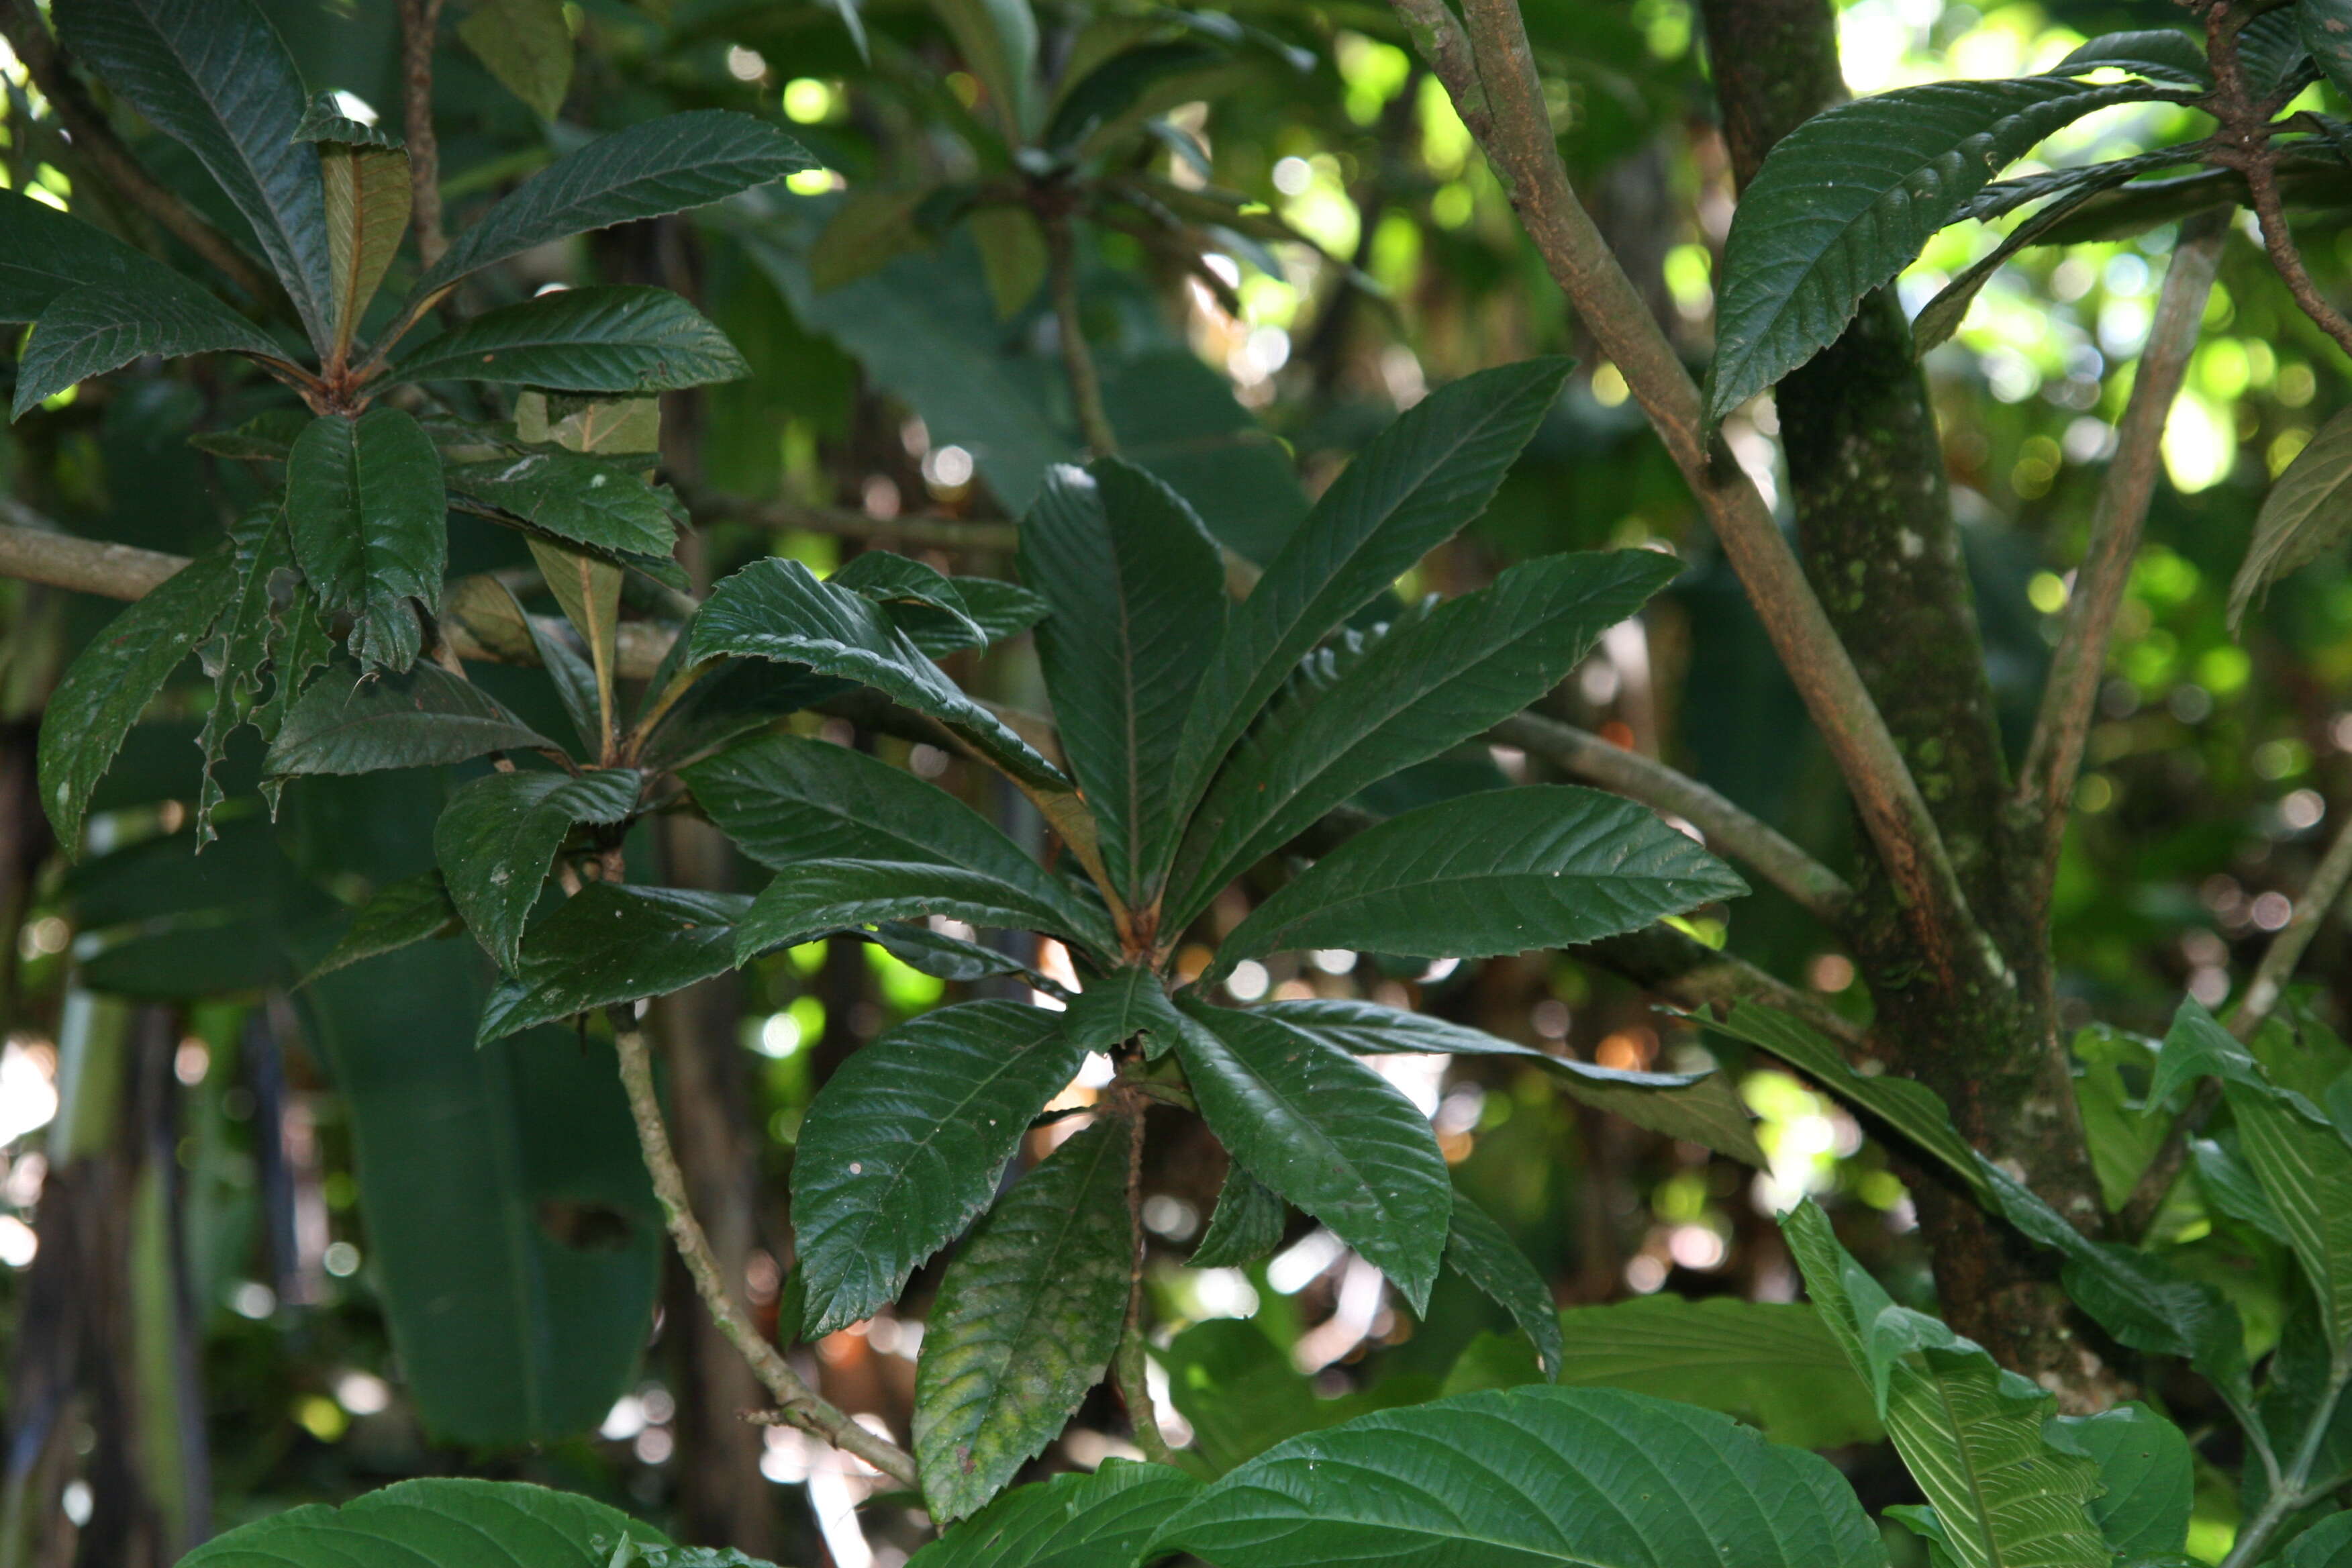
left=2, top=0, right=2347, bottom=1565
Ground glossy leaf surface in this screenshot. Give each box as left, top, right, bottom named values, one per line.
left=478, top=885, right=748, bottom=1041
left=434, top=768, right=640, bottom=969
left=287, top=408, right=447, bottom=671
left=397, top=287, right=748, bottom=392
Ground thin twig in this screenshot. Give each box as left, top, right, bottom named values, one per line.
left=1490, top=712, right=1854, bottom=924
left=0, top=0, right=281, bottom=310
left=398, top=0, right=448, bottom=268
left=1400, top=0, right=1994, bottom=989
left=2245, top=156, right=2352, bottom=358
left=1114, top=1097, right=1176, bottom=1465
left=612, top=1019, right=921, bottom=1489
left=2017, top=211, right=2228, bottom=904
left=684, top=490, right=1020, bottom=553
left=1043, top=210, right=1119, bottom=458
left=2122, top=801, right=2352, bottom=1234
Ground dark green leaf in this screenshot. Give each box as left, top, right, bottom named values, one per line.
left=478, top=884, right=749, bottom=1042
left=435, top=768, right=640, bottom=969
left=1173, top=999, right=1451, bottom=1312
left=412, top=111, right=812, bottom=301
left=830, top=550, right=985, bottom=644
left=37, top=546, right=233, bottom=850
left=11, top=281, right=285, bottom=420
left=1910, top=159, right=2153, bottom=356
left=194, top=510, right=297, bottom=842
left=967, top=205, right=1046, bottom=317
left=266, top=663, right=556, bottom=776
left=791, top=1001, right=1082, bottom=1338
left=734, top=861, right=1112, bottom=965
left=397, top=287, right=748, bottom=392
left=178, top=1478, right=668, bottom=1568
left=1783, top=1201, right=2110, bottom=1568
left=459, top=0, right=573, bottom=119
left=304, top=942, right=664, bottom=1442
left=447, top=448, right=683, bottom=558
left=2245, top=8, right=2319, bottom=99
left=1444, top=1193, right=1564, bottom=1379
left=1047, top=40, right=1226, bottom=150
left=2231, top=403, right=2352, bottom=629
left=914, top=1117, right=1131, bottom=1521
left=1150, top=1385, right=1885, bottom=1568
left=1708, top=78, right=2169, bottom=420
left=2306, top=1, right=2352, bottom=102
left=2044, top=1404, right=2192, bottom=1561
left=303, top=869, right=461, bottom=983
left=691, top=557, right=1066, bottom=787
left=905, top=1461, right=1198, bottom=1568
left=1260, top=995, right=1765, bottom=1166
left=1552, top=1295, right=1881, bottom=1449
left=1167, top=357, right=1571, bottom=819
left=527, top=539, right=622, bottom=729
left=0, top=188, right=199, bottom=322
left=865, top=920, right=1057, bottom=990
left=1173, top=550, right=1679, bottom=921
left=636, top=658, right=849, bottom=772
left=2284, top=1510, right=2352, bottom=1568
left=292, top=91, right=401, bottom=148
left=55, top=0, right=335, bottom=346
left=2192, top=1136, right=2290, bottom=1242
left=2047, top=30, right=2211, bottom=87
left=287, top=408, right=448, bottom=671
left=1020, top=460, right=1226, bottom=906
left=1189, top=1161, right=1286, bottom=1268
left=930, top=0, right=1040, bottom=140
left=1061, top=963, right=1186, bottom=1059
left=67, top=816, right=336, bottom=996
left=1217, top=785, right=1747, bottom=971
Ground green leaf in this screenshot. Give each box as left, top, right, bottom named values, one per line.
left=2306, top=1, right=2352, bottom=103
left=913, top=1117, right=1132, bottom=1521
left=1259, top=995, right=1766, bottom=1167
left=1909, top=159, right=2152, bottom=357
left=930, top=0, right=1040, bottom=140
left=435, top=768, right=640, bottom=969
left=1167, top=357, right=1571, bottom=820
left=828, top=553, right=1047, bottom=655
left=791, top=1001, right=1083, bottom=1339
left=2284, top=1510, right=2352, bottom=1568
left=1781, top=1201, right=2110, bottom=1568
left=1020, top=459, right=1227, bottom=906
left=2047, top=30, right=2211, bottom=87
left=1694, top=1001, right=1992, bottom=1198
left=734, top=861, right=1113, bottom=964
left=1216, top=785, right=1747, bottom=972
left=1707, top=77, right=2168, bottom=420
left=1150, top=1384, right=1885, bottom=1568
left=303, top=869, right=461, bottom=983
left=1444, top=1193, right=1564, bottom=1380
left=297, top=94, right=411, bottom=360
left=1551, top=1295, right=1882, bottom=1449
left=685, top=736, right=1093, bottom=938
left=1172, top=549, right=1681, bottom=922
left=287, top=408, right=448, bottom=671
left=1061, top=963, right=1187, bottom=1059
left=37, top=546, right=233, bottom=850
left=0, top=188, right=204, bottom=321
left=55, top=0, right=336, bottom=347
left=2044, top=1404, right=2192, bottom=1561
left=459, top=0, right=574, bottom=119
left=178, top=1477, right=669, bottom=1568
left=865, top=920, right=1059, bottom=991
left=691, top=556, right=1066, bottom=787
left=11, top=281, right=285, bottom=420
left=478, top=884, right=749, bottom=1042
left=1173, top=999, right=1451, bottom=1312
left=195, top=509, right=300, bottom=841
left=447, top=448, right=683, bottom=560
left=303, top=944, right=664, bottom=1444
left=1046, top=39, right=1226, bottom=150
left=411, top=111, right=812, bottom=301
left=528, top=539, right=623, bottom=737
left=967, top=205, right=1046, bottom=317
left=266, top=663, right=554, bottom=776
left=2192, top=1136, right=2290, bottom=1242
left=905, top=1461, right=1199, bottom=1568
left=397, top=286, right=748, bottom=392
left=635, top=659, right=850, bottom=772
left=1189, top=1161, right=1286, bottom=1268
left=809, top=187, right=935, bottom=293
left=2231, top=403, right=2352, bottom=629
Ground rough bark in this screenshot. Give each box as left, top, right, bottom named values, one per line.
left=1700, top=0, right=2112, bottom=1404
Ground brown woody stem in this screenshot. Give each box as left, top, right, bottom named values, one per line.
left=612, top=1019, right=920, bottom=1489
left=1114, top=1097, right=1176, bottom=1465
left=2017, top=211, right=2228, bottom=901
left=1044, top=211, right=1120, bottom=458
left=397, top=0, right=448, bottom=268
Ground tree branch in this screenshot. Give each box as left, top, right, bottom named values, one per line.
left=2018, top=211, right=2228, bottom=902
left=1489, top=711, right=1854, bottom=925
left=1043, top=210, right=1118, bottom=457
left=683, top=489, right=1019, bottom=553
left=397, top=0, right=448, bottom=268
left=0, top=0, right=281, bottom=311
left=2121, top=800, right=2352, bottom=1234
left=612, top=1020, right=920, bottom=1489
left=1398, top=0, right=1993, bottom=989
